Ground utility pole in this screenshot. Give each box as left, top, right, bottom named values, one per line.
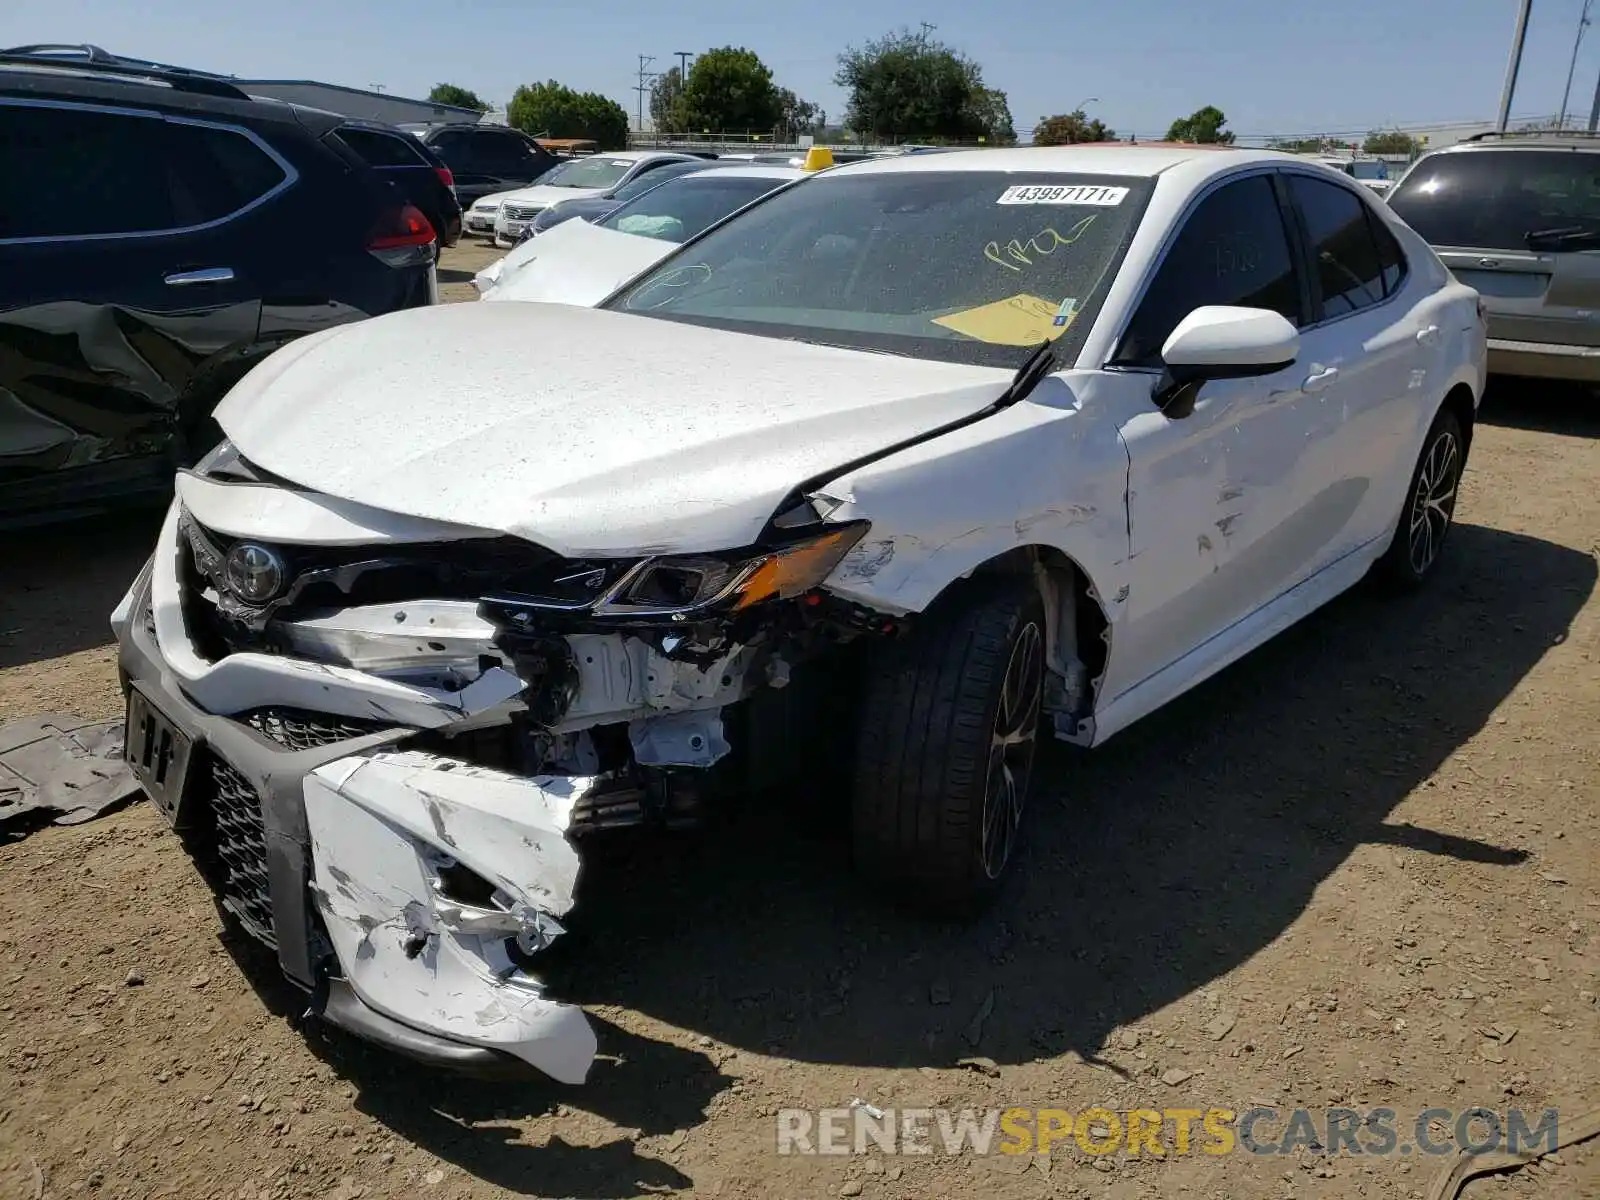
left=675, top=50, right=692, bottom=81
left=634, top=54, right=657, bottom=134
left=369, top=83, right=386, bottom=94
left=1590, top=63, right=1600, bottom=129
left=1560, top=0, right=1594, bottom=128
left=1497, top=0, right=1534, bottom=132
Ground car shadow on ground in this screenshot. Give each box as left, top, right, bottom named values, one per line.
left=210, top=521, right=1593, bottom=1198
left=0, top=506, right=165, bottom=670
left=557, top=522, right=1592, bottom=1073
left=216, top=924, right=721, bottom=1197
left=1479, top=377, right=1600, bottom=438
left=436, top=267, right=479, bottom=285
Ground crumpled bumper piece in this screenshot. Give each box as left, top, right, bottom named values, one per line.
left=473, top=257, right=505, bottom=294
left=303, top=749, right=597, bottom=1084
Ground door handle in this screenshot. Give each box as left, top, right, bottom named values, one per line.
left=164, top=267, right=235, bottom=286
left=1302, top=366, right=1339, bottom=393
left=1416, top=324, right=1441, bottom=346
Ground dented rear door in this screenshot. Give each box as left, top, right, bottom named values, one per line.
left=0, top=100, right=262, bottom=516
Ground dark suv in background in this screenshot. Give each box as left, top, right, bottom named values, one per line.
left=1388, top=129, right=1600, bottom=384
left=0, top=45, right=440, bottom=525
left=411, top=123, right=560, bottom=207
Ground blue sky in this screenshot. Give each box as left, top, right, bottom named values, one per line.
left=6, top=0, right=1598, bottom=138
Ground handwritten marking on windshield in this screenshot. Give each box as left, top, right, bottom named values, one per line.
left=624, top=263, right=713, bottom=310
left=985, top=215, right=1098, bottom=273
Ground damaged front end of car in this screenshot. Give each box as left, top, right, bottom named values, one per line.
left=113, top=452, right=890, bottom=1082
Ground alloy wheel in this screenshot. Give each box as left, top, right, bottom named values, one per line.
left=1408, top=428, right=1461, bottom=576
left=980, top=621, right=1044, bottom=879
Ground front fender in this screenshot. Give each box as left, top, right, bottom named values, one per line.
left=818, top=387, right=1130, bottom=618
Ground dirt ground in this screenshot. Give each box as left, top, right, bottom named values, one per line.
left=1, top=242, right=1598, bottom=1200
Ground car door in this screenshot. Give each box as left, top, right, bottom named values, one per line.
left=0, top=101, right=268, bottom=515
left=1098, top=171, right=1316, bottom=701
left=1279, top=171, right=1431, bottom=565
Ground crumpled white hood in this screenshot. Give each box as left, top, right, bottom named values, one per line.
left=215, top=303, right=1012, bottom=556
left=480, top=220, right=673, bottom=306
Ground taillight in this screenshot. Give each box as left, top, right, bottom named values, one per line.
left=368, top=202, right=435, bottom=250
left=434, top=165, right=455, bottom=191
left=367, top=203, right=436, bottom=268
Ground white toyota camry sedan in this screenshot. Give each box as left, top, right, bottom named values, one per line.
left=112, top=145, right=1486, bottom=1084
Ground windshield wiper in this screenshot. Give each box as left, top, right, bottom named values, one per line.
left=1526, top=225, right=1600, bottom=248
left=998, top=338, right=1061, bottom=407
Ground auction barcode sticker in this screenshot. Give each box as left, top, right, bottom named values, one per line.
left=997, top=184, right=1129, bottom=206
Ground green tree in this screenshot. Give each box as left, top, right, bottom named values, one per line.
left=679, top=46, right=783, bottom=132
left=428, top=83, right=489, bottom=113
left=650, top=67, right=687, bottom=133
left=1363, top=129, right=1419, bottom=156
left=507, top=81, right=630, bottom=150
left=835, top=27, right=1010, bottom=142
left=968, top=86, right=1017, bottom=144
left=1033, top=110, right=1115, bottom=145
left=776, top=88, right=824, bottom=138
left=1165, top=105, right=1235, bottom=144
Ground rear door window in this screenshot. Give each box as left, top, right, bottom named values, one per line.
left=428, top=130, right=480, bottom=172
left=1388, top=148, right=1600, bottom=251
left=0, top=104, right=174, bottom=238
left=1287, top=175, right=1387, bottom=319
left=473, top=132, right=538, bottom=176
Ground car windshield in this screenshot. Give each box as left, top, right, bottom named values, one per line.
left=1349, top=160, right=1388, bottom=181
left=542, top=157, right=637, bottom=189
left=597, top=174, right=792, bottom=243
left=605, top=171, right=1152, bottom=368
left=1389, top=149, right=1600, bottom=250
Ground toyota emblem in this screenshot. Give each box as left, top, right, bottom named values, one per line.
left=224, top=542, right=286, bottom=604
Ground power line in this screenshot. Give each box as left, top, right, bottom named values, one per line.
left=633, top=53, right=657, bottom=132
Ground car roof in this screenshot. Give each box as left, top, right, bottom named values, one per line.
left=596, top=149, right=698, bottom=164
left=1428, top=130, right=1600, bottom=155
left=679, top=164, right=807, bottom=181
left=0, top=59, right=325, bottom=131
left=820, top=143, right=1278, bottom=180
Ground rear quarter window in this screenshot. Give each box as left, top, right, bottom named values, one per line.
left=166, top=122, right=289, bottom=225
left=337, top=127, right=429, bottom=167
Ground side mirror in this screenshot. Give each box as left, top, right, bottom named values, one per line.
left=1154, top=306, right=1299, bottom=412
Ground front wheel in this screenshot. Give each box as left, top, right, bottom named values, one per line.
left=851, top=575, right=1046, bottom=914
left=1373, top=406, right=1466, bottom=590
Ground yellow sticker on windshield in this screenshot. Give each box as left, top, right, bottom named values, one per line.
left=932, top=293, right=1077, bottom=346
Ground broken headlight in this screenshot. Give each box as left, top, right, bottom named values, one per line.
left=597, top=523, right=869, bottom=617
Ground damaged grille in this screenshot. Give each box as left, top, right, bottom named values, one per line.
left=243, top=708, right=387, bottom=751
left=502, top=203, right=542, bottom=220
left=209, top=757, right=276, bottom=947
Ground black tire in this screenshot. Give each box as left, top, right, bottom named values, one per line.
left=1372, top=406, right=1467, bottom=591
left=852, top=574, right=1047, bottom=913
